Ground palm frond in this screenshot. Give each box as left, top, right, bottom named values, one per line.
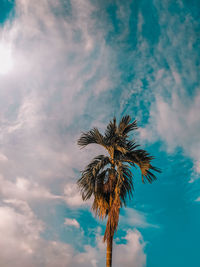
left=104, top=117, right=117, bottom=145
left=114, top=139, right=140, bottom=156
left=77, top=155, right=110, bottom=200
left=116, top=163, right=134, bottom=206
left=92, top=192, right=110, bottom=219
left=77, top=128, right=106, bottom=148
left=103, top=164, right=134, bottom=242
left=125, top=149, right=161, bottom=183
left=103, top=194, right=120, bottom=242
left=118, top=115, right=138, bottom=137
left=125, top=140, right=140, bottom=151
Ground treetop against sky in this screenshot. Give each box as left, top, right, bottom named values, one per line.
left=0, top=1, right=200, bottom=267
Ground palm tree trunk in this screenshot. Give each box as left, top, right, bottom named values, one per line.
left=106, top=237, right=113, bottom=267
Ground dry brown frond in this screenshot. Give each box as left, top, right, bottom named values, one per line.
left=104, top=191, right=121, bottom=242
left=92, top=195, right=109, bottom=219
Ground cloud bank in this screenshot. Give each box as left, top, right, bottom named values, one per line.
left=0, top=199, right=146, bottom=267
left=0, top=0, right=116, bottom=205
left=0, top=0, right=121, bottom=265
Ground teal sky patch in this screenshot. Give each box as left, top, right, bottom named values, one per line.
left=0, top=0, right=15, bottom=24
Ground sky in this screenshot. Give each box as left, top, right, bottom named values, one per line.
left=0, top=0, right=200, bottom=266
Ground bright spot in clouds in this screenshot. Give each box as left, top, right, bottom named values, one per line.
left=0, top=43, right=13, bottom=74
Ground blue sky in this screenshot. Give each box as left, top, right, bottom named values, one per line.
left=0, top=0, right=200, bottom=266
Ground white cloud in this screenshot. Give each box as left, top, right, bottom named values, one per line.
left=72, top=229, right=146, bottom=267
left=63, top=182, right=93, bottom=207
left=64, top=182, right=83, bottom=207
left=0, top=199, right=44, bottom=266
left=113, top=230, right=146, bottom=267
left=0, top=42, right=14, bottom=75
left=120, top=207, right=158, bottom=228
left=0, top=199, right=146, bottom=267
left=0, top=153, right=8, bottom=161
left=140, top=91, right=200, bottom=174
left=194, top=161, right=200, bottom=174
left=94, top=77, right=112, bottom=96
left=0, top=0, right=114, bottom=211
left=0, top=175, right=61, bottom=202
left=114, top=1, right=200, bottom=180
left=0, top=199, right=77, bottom=267
left=64, top=218, right=80, bottom=228
left=155, top=69, right=164, bottom=80
left=172, top=71, right=181, bottom=85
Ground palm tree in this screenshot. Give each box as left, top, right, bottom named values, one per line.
left=77, top=115, right=160, bottom=267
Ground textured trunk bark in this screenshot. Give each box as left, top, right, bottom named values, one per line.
left=106, top=237, right=113, bottom=267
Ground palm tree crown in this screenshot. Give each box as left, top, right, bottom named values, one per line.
left=77, top=115, right=160, bottom=267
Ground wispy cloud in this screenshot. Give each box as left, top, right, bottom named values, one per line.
left=64, top=218, right=80, bottom=228
left=139, top=90, right=200, bottom=174
left=0, top=0, right=116, bottom=206
left=0, top=175, right=61, bottom=201
left=121, top=1, right=200, bottom=175
left=0, top=1, right=119, bottom=264
left=120, top=207, right=158, bottom=229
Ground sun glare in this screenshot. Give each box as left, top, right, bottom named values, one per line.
left=0, top=43, right=13, bottom=75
